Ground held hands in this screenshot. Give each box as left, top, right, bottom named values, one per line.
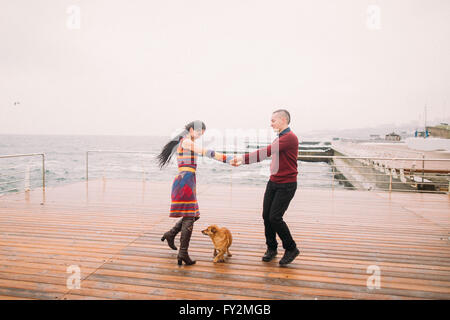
left=208, top=151, right=242, bottom=167
left=229, top=155, right=243, bottom=167
left=208, top=150, right=242, bottom=167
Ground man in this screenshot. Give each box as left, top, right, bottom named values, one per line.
left=231, top=109, right=300, bottom=266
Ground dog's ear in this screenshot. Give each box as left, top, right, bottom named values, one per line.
left=210, top=226, right=217, bottom=233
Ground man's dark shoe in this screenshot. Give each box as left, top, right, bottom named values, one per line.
left=279, top=248, right=300, bottom=266
left=262, top=249, right=278, bottom=262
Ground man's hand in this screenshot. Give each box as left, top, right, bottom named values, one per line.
left=230, top=155, right=243, bottom=167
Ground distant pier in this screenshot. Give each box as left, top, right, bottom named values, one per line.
left=331, top=141, right=450, bottom=193
left=217, top=140, right=450, bottom=192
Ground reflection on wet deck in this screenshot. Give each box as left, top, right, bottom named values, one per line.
left=0, top=179, right=449, bottom=299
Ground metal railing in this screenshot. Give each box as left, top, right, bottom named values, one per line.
left=296, top=155, right=450, bottom=194
left=2, top=151, right=447, bottom=196
left=0, top=153, right=46, bottom=194
left=84, top=150, right=450, bottom=194
left=86, top=150, right=154, bottom=181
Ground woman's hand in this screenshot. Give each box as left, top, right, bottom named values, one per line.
left=230, top=156, right=243, bottom=167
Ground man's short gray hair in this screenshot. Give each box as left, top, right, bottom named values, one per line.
left=273, top=109, right=291, bottom=124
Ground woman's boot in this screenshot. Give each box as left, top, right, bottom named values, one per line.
left=161, top=219, right=183, bottom=250
left=177, top=217, right=196, bottom=265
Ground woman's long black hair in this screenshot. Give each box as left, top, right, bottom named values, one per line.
left=157, top=120, right=206, bottom=169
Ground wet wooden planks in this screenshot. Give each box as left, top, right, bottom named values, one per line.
left=0, top=179, right=449, bottom=300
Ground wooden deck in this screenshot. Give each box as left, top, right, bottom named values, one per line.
left=0, top=179, right=449, bottom=300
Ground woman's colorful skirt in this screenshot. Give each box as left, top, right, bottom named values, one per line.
left=170, top=170, right=200, bottom=218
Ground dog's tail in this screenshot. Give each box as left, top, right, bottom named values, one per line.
left=227, top=229, right=232, bottom=247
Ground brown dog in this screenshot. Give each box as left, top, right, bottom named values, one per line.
left=201, top=225, right=232, bottom=263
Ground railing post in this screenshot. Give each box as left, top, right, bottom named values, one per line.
left=331, top=162, right=335, bottom=191
left=25, top=163, right=30, bottom=192
left=230, top=167, right=233, bottom=208
left=142, top=154, right=146, bottom=182
left=86, top=151, right=89, bottom=181
left=389, top=168, right=392, bottom=193
left=422, top=154, right=425, bottom=183
left=42, top=153, right=45, bottom=189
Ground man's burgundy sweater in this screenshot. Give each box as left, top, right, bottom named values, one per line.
left=243, top=127, right=299, bottom=183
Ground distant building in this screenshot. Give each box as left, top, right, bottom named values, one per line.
left=385, top=132, right=401, bottom=141
left=369, top=134, right=381, bottom=140
left=415, top=130, right=427, bottom=138
left=399, top=131, right=410, bottom=139
left=426, top=124, right=450, bottom=139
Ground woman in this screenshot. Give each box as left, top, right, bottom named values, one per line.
left=157, top=120, right=230, bottom=265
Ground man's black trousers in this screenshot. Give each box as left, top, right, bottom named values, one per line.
left=262, top=180, right=297, bottom=251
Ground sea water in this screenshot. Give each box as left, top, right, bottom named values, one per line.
left=0, top=134, right=342, bottom=194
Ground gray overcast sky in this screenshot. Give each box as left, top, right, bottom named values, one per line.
left=1, top=0, right=449, bottom=136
